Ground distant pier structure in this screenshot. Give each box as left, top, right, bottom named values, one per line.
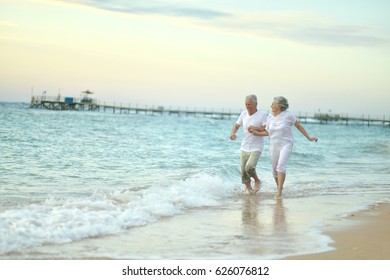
left=296, top=112, right=389, bottom=127
left=30, top=92, right=389, bottom=126
left=30, top=91, right=239, bottom=119
left=30, top=90, right=99, bottom=111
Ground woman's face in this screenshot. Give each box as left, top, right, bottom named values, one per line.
left=271, top=101, right=281, bottom=113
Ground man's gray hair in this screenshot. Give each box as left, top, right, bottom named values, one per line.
left=245, top=94, right=257, bottom=104
left=274, top=96, right=289, bottom=111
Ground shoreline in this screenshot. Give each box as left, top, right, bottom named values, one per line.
left=1, top=196, right=389, bottom=260
left=286, top=202, right=390, bottom=260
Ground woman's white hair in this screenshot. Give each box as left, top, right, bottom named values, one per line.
left=274, top=96, right=289, bottom=111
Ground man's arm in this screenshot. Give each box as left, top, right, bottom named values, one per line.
left=230, top=123, right=240, bottom=140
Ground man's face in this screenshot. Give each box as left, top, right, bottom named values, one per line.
left=245, top=99, right=257, bottom=114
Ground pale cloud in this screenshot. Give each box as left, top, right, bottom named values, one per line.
left=0, top=20, right=18, bottom=28
left=52, top=0, right=389, bottom=47
left=0, top=36, right=25, bottom=42
left=0, top=21, right=23, bottom=43
left=209, top=12, right=388, bottom=47
left=55, top=0, right=230, bottom=19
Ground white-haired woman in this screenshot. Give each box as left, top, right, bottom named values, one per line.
left=250, top=96, right=318, bottom=199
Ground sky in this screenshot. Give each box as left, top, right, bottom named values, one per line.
left=1, top=0, right=390, bottom=116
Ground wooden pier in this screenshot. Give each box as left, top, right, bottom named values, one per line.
left=30, top=95, right=390, bottom=126
left=29, top=95, right=239, bottom=119
left=297, top=112, right=390, bottom=127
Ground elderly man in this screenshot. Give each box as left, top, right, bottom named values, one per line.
left=230, top=95, right=267, bottom=193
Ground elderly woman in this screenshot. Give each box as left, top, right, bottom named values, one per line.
left=250, top=96, right=318, bottom=199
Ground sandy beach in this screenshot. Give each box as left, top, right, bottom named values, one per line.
left=287, top=203, right=390, bottom=260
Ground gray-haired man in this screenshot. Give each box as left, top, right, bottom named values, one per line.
left=230, top=95, right=267, bottom=193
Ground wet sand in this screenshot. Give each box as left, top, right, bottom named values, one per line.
left=1, top=195, right=327, bottom=260
left=287, top=202, right=390, bottom=260
left=2, top=196, right=389, bottom=260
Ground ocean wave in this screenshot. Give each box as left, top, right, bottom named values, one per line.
left=362, top=141, right=390, bottom=155
left=0, top=102, right=29, bottom=109
left=0, top=169, right=238, bottom=255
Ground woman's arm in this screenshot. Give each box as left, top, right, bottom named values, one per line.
left=294, top=121, right=318, bottom=142
left=248, top=125, right=266, bottom=133
left=249, top=126, right=269, bottom=136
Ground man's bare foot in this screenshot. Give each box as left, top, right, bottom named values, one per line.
left=245, top=183, right=254, bottom=194
left=253, top=180, right=261, bottom=193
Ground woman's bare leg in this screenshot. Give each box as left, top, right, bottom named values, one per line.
left=275, top=173, right=286, bottom=199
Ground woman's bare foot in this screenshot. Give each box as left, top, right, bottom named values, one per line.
left=274, top=189, right=283, bottom=199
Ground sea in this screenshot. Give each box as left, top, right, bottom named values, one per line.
left=0, top=102, right=389, bottom=260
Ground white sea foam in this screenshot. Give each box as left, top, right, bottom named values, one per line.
left=0, top=170, right=237, bottom=254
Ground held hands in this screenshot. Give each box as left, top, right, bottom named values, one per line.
left=248, top=126, right=256, bottom=136
left=248, top=126, right=265, bottom=136
left=247, top=126, right=256, bottom=134
left=230, top=126, right=259, bottom=140
left=248, top=126, right=269, bottom=137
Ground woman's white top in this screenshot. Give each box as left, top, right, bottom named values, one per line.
left=265, top=111, right=297, bottom=143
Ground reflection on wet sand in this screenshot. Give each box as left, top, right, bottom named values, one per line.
left=241, top=195, right=264, bottom=236
left=272, top=199, right=287, bottom=234
left=241, top=196, right=287, bottom=234
left=240, top=195, right=290, bottom=257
